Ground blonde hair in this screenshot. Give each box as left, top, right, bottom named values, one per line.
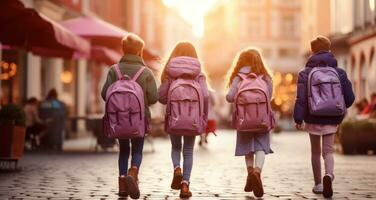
left=160, top=41, right=198, bottom=82
left=122, top=33, right=144, bottom=56
left=226, top=48, right=272, bottom=87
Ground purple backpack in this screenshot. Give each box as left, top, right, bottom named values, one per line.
left=166, top=77, right=205, bottom=136
left=103, top=64, right=146, bottom=139
left=233, top=73, right=275, bottom=133
left=308, top=66, right=346, bottom=116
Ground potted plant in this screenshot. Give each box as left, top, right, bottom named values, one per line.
left=339, top=120, right=356, bottom=154
left=0, top=104, right=26, bottom=169
left=339, top=119, right=376, bottom=155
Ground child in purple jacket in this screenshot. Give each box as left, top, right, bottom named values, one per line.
left=293, top=35, right=355, bottom=198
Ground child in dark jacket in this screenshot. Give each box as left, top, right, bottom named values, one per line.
left=293, top=35, right=355, bottom=198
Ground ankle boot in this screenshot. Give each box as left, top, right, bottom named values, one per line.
left=244, top=167, right=254, bottom=192
left=118, top=176, right=128, bottom=197
left=171, top=167, right=183, bottom=190
left=180, top=181, right=192, bottom=198
left=125, top=167, right=140, bottom=199
left=250, top=167, right=264, bottom=197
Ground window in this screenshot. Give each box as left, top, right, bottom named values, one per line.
left=240, top=13, right=264, bottom=38
left=278, top=48, right=297, bottom=57
left=242, top=0, right=264, bottom=6
left=280, top=14, right=296, bottom=37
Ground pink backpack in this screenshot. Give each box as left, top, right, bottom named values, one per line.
left=233, top=73, right=275, bottom=133
left=166, top=77, right=205, bottom=136
left=103, top=64, right=146, bottom=139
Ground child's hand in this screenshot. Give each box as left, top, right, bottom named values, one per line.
left=295, top=123, right=304, bottom=131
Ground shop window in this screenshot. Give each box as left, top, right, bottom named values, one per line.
left=278, top=48, right=297, bottom=57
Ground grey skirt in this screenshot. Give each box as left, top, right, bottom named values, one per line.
left=235, top=131, right=273, bottom=156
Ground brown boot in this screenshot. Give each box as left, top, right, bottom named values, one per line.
left=118, top=176, right=128, bottom=197
left=180, top=181, right=192, bottom=198
left=244, top=167, right=254, bottom=192
left=125, top=166, right=140, bottom=199
left=250, top=167, right=264, bottom=197
left=171, top=167, right=183, bottom=190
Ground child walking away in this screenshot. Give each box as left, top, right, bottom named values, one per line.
left=101, top=33, right=158, bottom=199
left=293, top=35, right=355, bottom=198
left=158, top=41, right=209, bottom=198
left=226, top=48, right=275, bottom=198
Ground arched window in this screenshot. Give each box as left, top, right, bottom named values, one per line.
left=359, top=53, right=366, bottom=99
left=369, top=47, right=376, bottom=97
left=351, top=55, right=357, bottom=91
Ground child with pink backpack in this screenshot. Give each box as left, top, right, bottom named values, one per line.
left=293, top=36, right=355, bottom=198
left=226, top=48, right=275, bottom=198
left=101, top=34, right=158, bottom=199
left=158, top=41, right=209, bottom=198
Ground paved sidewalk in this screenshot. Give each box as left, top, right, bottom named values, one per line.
left=1, top=130, right=376, bottom=199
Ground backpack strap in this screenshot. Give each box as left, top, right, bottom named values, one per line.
left=113, top=64, right=122, bottom=80
left=132, top=66, right=146, bottom=81
left=113, top=64, right=131, bottom=80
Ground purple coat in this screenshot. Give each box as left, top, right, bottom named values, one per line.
left=293, top=51, right=355, bottom=125
left=158, top=56, right=209, bottom=118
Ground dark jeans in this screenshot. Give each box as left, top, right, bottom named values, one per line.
left=118, top=138, right=145, bottom=176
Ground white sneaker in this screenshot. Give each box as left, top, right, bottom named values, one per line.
left=312, top=183, right=323, bottom=194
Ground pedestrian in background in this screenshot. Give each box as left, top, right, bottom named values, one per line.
left=158, top=41, right=209, bottom=198
left=39, top=89, right=66, bottom=151
left=101, top=33, right=158, bottom=199
left=24, top=97, right=46, bottom=149
left=226, top=48, right=274, bottom=198
left=199, top=90, right=217, bottom=146
left=293, top=35, right=355, bottom=198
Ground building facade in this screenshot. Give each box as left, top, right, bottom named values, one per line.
left=330, top=0, right=376, bottom=102
left=203, top=0, right=302, bottom=119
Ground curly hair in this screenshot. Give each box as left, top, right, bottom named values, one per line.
left=226, top=48, right=272, bottom=87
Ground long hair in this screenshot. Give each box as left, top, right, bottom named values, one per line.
left=160, top=41, right=198, bottom=82
left=226, top=48, right=272, bottom=87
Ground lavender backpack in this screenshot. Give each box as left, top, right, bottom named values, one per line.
left=308, top=66, right=346, bottom=116
left=233, top=73, right=275, bottom=133
left=103, top=64, right=146, bottom=139
left=166, top=76, right=205, bottom=136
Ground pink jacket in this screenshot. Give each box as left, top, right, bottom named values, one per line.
left=158, top=56, right=209, bottom=118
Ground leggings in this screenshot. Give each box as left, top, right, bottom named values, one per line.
left=309, top=134, right=335, bottom=185
left=118, top=138, right=145, bottom=176
left=170, top=135, right=196, bottom=182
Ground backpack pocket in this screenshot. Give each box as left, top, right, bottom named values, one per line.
left=169, top=99, right=201, bottom=132
left=235, top=90, right=270, bottom=133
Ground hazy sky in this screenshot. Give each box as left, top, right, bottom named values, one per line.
left=162, top=0, right=223, bottom=37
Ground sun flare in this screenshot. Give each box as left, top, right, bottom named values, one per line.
left=162, top=0, right=222, bottom=37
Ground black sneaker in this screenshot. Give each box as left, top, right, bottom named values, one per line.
left=323, top=175, right=333, bottom=198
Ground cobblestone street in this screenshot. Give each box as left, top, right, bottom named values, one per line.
left=1, top=130, right=376, bottom=199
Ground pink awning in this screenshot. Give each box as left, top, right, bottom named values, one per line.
left=0, top=0, right=90, bottom=58
left=61, top=16, right=127, bottom=51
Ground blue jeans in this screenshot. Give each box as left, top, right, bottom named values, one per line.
left=170, top=135, right=196, bottom=182
left=118, top=138, right=144, bottom=176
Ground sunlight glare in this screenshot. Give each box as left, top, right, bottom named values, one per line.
left=162, top=0, right=222, bottom=37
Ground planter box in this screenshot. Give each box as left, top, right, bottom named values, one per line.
left=339, top=119, right=376, bottom=155
left=0, top=124, right=26, bottom=160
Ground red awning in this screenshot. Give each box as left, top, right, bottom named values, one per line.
left=91, top=46, right=121, bottom=65
left=0, top=0, right=90, bottom=58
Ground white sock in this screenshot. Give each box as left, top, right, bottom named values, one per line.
left=255, top=151, right=266, bottom=170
